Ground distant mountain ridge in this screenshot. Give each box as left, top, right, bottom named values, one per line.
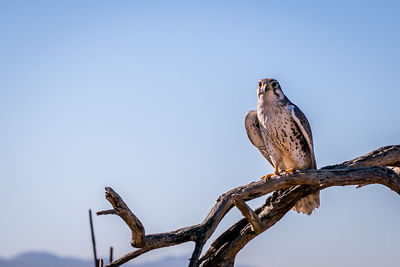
left=0, top=251, right=255, bottom=267
left=0, top=252, right=93, bottom=267
left=0, top=251, right=188, bottom=267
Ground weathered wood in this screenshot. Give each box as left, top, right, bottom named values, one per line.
left=324, top=145, right=400, bottom=169
left=199, top=145, right=400, bottom=266
left=98, top=145, right=400, bottom=267
left=189, top=240, right=206, bottom=267
left=199, top=186, right=320, bottom=266
left=232, top=194, right=264, bottom=234
left=97, top=187, right=146, bottom=248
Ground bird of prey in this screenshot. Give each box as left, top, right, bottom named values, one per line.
left=245, top=78, right=319, bottom=215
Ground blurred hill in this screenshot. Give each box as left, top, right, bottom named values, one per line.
left=0, top=251, right=254, bottom=267
left=0, top=252, right=92, bottom=267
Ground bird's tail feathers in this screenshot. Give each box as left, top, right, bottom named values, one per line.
left=292, top=191, right=320, bottom=215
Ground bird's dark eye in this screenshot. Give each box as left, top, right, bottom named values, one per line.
left=258, top=82, right=262, bottom=88
left=271, top=81, right=278, bottom=89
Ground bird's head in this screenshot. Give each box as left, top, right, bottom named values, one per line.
left=257, top=78, right=285, bottom=102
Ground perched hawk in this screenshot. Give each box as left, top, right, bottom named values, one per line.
left=245, top=78, right=319, bottom=215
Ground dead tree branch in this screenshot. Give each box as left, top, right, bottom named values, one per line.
left=97, top=145, right=400, bottom=267
left=97, top=187, right=145, bottom=248
left=232, top=194, right=264, bottom=234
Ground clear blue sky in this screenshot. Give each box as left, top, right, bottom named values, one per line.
left=1, top=1, right=399, bottom=266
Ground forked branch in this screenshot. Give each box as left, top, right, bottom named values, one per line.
left=232, top=194, right=264, bottom=234
left=97, top=145, right=400, bottom=267
left=97, top=187, right=145, bottom=248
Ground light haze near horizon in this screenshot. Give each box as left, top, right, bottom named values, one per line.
left=1, top=1, right=399, bottom=266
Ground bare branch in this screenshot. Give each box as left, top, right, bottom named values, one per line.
left=106, top=248, right=151, bottom=267
left=97, top=209, right=116, bottom=216
left=97, top=187, right=146, bottom=248
left=98, top=145, right=400, bottom=267
left=232, top=194, right=264, bottom=234
left=189, top=240, right=206, bottom=267
left=200, top=166, right=400, bottom=265
left=324, top=145, right=400, bottom=169
left=199, top=186, right=319, bottom=267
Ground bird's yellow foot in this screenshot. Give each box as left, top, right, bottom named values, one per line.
left=261, top=173, right=275, bottom=180
left=261, top=168, right=294, bottom=179
left=262, top=165, right=280, bottom=180
left=282, top=168, right=294, bottom=175
left=261, top=165, right=280, bottom=180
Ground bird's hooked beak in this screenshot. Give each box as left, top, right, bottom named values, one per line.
left=257, top=81, right=263, bottom=96
left=257, top=80, right=267, bottom=97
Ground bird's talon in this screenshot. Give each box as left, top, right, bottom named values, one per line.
left=261, top=173, right=275, bottom=180
left=282, top=168, right=294, bottom=175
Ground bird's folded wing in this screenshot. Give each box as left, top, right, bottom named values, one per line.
left=289, top=104, right=317, bottom=168
left=245, top=110, right=274, bottom=167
